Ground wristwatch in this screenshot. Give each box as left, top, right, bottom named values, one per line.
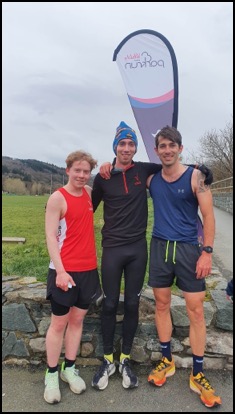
left=202, top=246, right=213, bottom=253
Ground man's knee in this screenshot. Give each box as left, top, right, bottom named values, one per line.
left=102, top=298, right=119, bottom=315
left=124, top=298, right=140, bottom=314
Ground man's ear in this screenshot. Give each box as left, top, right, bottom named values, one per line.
left=179, top=144, right=184, bottom=154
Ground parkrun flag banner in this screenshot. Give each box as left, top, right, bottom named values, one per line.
left=113, top=29, right=179, bottom=163
left=113, top=30, right=203, bottom=244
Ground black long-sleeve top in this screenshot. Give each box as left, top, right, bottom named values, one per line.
left=92, top=160, right=162, bottom=247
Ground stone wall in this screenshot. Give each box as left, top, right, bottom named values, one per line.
left=212, top=193, right=233, bottom=215
left=2, top=273, right=233, bottom=370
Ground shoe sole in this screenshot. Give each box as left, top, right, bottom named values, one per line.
left=148, top=366, right=176, bottom=387
left=91, top=365, right=116, bottom=391
left=190, top=380, right=222, bottom=408
left=122, top=380, right=139, bottom=389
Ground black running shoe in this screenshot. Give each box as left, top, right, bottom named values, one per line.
left=91, top=358, right=116, bottom=390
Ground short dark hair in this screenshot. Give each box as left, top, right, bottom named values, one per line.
left=155, top=125, right=182, bottom=147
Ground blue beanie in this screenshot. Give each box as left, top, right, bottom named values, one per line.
left=113, top=121, right=138, bottom=155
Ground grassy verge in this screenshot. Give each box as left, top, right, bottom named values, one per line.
left=2, top=195, right=153, bottom=287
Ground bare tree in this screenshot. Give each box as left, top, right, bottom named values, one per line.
left=31, top=182, right=43, bottom=195
left=3, top=178, right=28, bottom=195
left=196, top=120, right=233, bottom=181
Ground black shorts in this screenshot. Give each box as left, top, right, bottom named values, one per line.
left=46, top=268, right=102, bottom=315
left=148, top=238, right=206, bottom=293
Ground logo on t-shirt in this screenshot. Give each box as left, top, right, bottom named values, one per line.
left=134, top=174, right=141, bottom=185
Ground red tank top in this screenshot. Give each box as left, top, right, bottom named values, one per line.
left=49, top=187, right=97, bottom=271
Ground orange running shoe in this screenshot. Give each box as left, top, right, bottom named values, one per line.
left=190, top=372, right=222, bottom=408
left=148, top=357, right=175, bottom=387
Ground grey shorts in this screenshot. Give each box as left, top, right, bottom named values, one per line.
left=46, top=268, right=103, bottom=309
left=148, top=238, right=206, bottom=293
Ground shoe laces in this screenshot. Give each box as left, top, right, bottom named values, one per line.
left=195, top=373, right=214, bottom=391
left=64, top=365, right=80, bottom=378
left=72, top=368, right=80, bottom=377
left=121, top=359, right=136, bottom=380
left=97, top=359, right=110, bottom=377
left=45, top=372, right=59, bottom=389
left=153, top=357, right=170, bottom=372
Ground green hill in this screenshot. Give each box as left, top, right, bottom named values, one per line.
left=2, top=156, right=94, bottom=195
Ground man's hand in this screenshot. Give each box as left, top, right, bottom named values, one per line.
left=197, top=164, right=213, bottom=185
left=195, top=253, right=212, bottom=279
left=99, top=162, right=112, bottom=180
left=56, top=271, right=76, bottom=291
left=189, top=164, right=213, bottom=185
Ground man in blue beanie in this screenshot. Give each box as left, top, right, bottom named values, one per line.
left=91, top=121, right=213, bottom=392
left=113, top=121, right=138, bottom=154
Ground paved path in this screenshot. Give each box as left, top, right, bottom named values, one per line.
left=213, top=207, right=233, bottom=279
left=2, top=365, right=233, bottom=412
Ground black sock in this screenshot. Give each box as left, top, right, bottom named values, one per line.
left=193, top=354, right=204, bottom=376
left=160, top=341, right=172, bottom=361
left=47, top=365, right=58, bottom=373
left=64, top=358, right=75, bottom=368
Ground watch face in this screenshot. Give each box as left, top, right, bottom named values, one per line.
left=203, top=246, right=213, bottom=253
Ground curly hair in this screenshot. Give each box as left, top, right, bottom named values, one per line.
left=65, top=150, right=97, bottom=171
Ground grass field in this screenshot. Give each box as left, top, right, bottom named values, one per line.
left=2, top=194, right=153, bottom=286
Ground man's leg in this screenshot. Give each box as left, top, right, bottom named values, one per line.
left=60, top=307, right=87, bottom=395
left=91, top=247, right=122, bottom=390
left=148, top=287, right=175, bottom=387
left=184, top=291, right=221, bottom=408
left=44, top=308, right=69, bottom=404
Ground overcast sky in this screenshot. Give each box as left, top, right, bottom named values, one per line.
left=2, top=2, right=233, bottom=172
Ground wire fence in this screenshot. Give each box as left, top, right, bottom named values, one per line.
left=210, top=176, right=233, bottom=194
